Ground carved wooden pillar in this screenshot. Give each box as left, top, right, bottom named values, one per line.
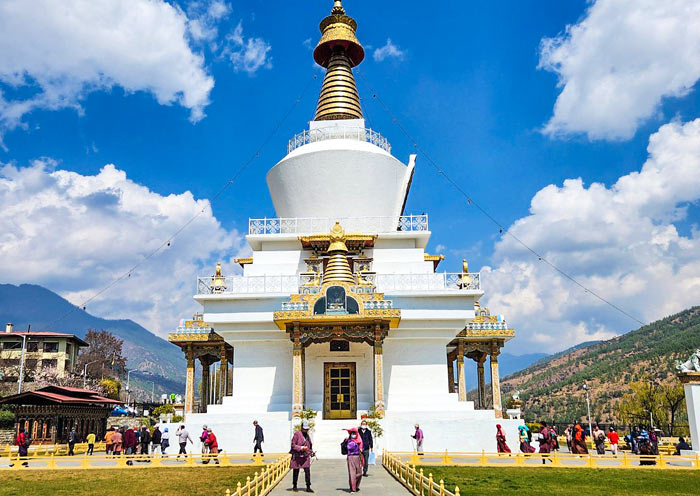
left=292, top=324, right=304, bottom=418
left=200, top=356, right=210, bottom=413
left=219, top=344, right=228, bottom=403
left=477, top=355, right=486, bottom=409
left=490, top=343, right=503, bottom=418
left=457, top=341, right=467, bottom=401
left=185, top=346, right=195, bottom=415
left=373, top=324, right=385, bottom=416
left=447, top=352, right=455, bottom=394
left=227, top=347, right=234, bottom=396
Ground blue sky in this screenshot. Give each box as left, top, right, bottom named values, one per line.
left=1, top=0, right=699, bottom=352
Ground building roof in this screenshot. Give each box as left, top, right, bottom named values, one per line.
left=1, top=331, right=89, bottom=347
left=0, top=385, right=116, bottom=406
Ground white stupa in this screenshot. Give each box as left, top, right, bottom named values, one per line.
left=167, top=0, right=519, bottom=457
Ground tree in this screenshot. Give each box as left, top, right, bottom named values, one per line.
left=660, top=383, right=686, bottom=435
left=76, top=330, right=127, bottom=379
left=616, top=376, right=667, bottom=428
left=99, top=377, right=121, bottom=399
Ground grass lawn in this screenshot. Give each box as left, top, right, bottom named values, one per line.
left=416, top=466, right=700, bottom=496
left=0, top=467, right=261, bottom=496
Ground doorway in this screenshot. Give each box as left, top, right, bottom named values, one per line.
left=323, top=362, right=356, bottom=419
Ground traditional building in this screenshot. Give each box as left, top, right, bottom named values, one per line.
left=0, top=386, right=116, bottom=444
left=168, top=0, right=519, bottom=456
left=0, top=324, right=88, bottom=380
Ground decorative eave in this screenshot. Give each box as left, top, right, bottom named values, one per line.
left=234, top=257, right=253, bottom=268
left=298, top=232, right=376, bottom=253
left=424, top=253, right=445, bottom=270
left=168, top=331, right=225, bottom=345
left=677, top=372, right=700, bottom=384
left=457, top=328, right=516, bottom=340
left=274, top=309, right=401, bottom=331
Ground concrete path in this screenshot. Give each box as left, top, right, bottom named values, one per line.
left=268, top=459, right=409, bottom=495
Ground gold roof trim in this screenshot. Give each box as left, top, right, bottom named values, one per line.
left=424, top=253, right=445, bottom=270
left=234, top=257, right=253, bottom=267
left=457, top=328, right=516, bottom=339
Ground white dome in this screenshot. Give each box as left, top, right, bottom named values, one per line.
left=266, top=121, right=415, bottom=221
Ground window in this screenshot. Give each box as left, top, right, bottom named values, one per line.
left=27, top=341, right=39, bottom=352
left=330, top=340, right=350, bottom=352
left=42, top=359, right=58, bottom=369
left=2, top=341, right=22, bottom=350
left=0, top=358, right=20, bottom=366
left=66, top=343, right=72, bottom=355
left=43, top=342, right=59, bottom=353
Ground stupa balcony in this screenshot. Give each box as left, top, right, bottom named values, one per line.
left=287, top=126, right=391, bottom=154
left=195, top=272, right=481, bottom=297
left=248, top=214, right=428, bottom=236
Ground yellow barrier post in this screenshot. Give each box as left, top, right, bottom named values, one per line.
left=246, top=476, right=251, bottom=496
left=442, top=449, right=451, bottom=465
left=225, top=490, right=231, bottom=496
left=480, top=449, right=487, bottom=466
left=454, top=486, right=460, bottom=496
left=428, top=473, right=433, bottom=496
left=439, top=479, right=445, bottom=496
left=235, top=481, right=242, bottom=496
left=419, top=469, right=424, bottom=496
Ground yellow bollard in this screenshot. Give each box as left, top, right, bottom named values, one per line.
left=439, top=479, right=445, bottom=496
left=254, top=471, right=259, bottom=496
left=225, top=490, right=231, bottom=496
left=455, top=486, right=460, bottom=496
left=246, top=476, right=251, bottom=496
left=428, top=473, right=433, bottom=495
left=236, top=482, right=242, bottom=496
left=419, top=468, right=424, bottom=496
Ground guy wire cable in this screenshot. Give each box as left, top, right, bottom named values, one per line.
left=356, top=68, right=646, bottom=327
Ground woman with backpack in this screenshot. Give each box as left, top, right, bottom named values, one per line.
left=343, top=428, right=363, bottom=493
left=11, top=428, right=29, bottom=467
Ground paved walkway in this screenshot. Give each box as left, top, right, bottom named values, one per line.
left=268, top=459, right=409, bottom=495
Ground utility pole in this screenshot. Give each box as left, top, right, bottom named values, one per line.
left=126, top=369, right=135, bottom=406
left=83, top=359, right=101, bottom=388
left=583, top=383, right=593, bottom=437
left=17, top=325, right=30, bottom=394
left=151, top=381, right=155, bottom=403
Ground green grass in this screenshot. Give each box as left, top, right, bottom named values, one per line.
left=417, top=466, right=700, bottom=496
left=0, top=467, right=260, bottom=496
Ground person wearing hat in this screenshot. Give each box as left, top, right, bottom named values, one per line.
left=200, top=425, right=209, bottom=457
left=290, top=421, right=314, bottom=492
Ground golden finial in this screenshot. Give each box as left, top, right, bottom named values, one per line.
left=211, top=262, right=226, bottom=293
left=462, top=259, right=469, bottom=273
left=313, top=0, right=364, bottom=120
left=323, top=223, right=355, bottom=285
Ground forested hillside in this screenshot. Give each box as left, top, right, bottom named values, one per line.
left=500, top=307, right=700, bottom=425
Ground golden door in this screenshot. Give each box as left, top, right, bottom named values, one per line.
left=324, top=362, right=356, bottom=419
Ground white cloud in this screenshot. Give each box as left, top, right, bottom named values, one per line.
left=0, top=160, right=245, bottom=336
left=0, top=0, right=215, bottom=138
left=481, top=119, right=700, bottom=352
left=187, top=0, right=231, bottom=46
left=223, top=22, right=272, bottom=75
left=539, top=0, right=700, bottom=140
left=373, top=39, right=405, bottom=62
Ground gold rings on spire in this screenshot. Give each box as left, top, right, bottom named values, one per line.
left=322, top=223, right=355, bottom=285
left=313, top=0, right=364, bottom=121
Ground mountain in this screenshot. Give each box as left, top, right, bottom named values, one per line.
left=499, top=306, right=700, bottom=423
left=0, top=283, right=185, bottom=398
left=499, top=352, right=549, bottom=377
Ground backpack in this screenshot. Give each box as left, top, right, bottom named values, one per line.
left=24, top=435, right=31, bottom=448
left=340, top=439, right=348, bottom=455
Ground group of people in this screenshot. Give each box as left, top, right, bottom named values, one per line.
left=289, top=419, right=375, bottom=493
left=102, top=425, right=170, bottom=457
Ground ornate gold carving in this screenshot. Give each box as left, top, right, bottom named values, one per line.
left=458, top=328, right=515, bottom=338
left=677, top=372, right=700, bottom=384
left=234, top=257, right=253, bottom=267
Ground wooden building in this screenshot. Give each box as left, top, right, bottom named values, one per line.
left=0, top=385, right=116, bottom=444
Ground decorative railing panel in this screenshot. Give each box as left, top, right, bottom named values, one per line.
left=375, top=273, right=481, bottom=292
left=288, top=127, right=391, bottom=153
left=198, top=276, right=300, bottom=295
left=248, top=215, right=429, bottom=235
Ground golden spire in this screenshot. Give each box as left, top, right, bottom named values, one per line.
left=322, top=223, right=355, bottom=284
left=313, top=0, right=364, bottom=121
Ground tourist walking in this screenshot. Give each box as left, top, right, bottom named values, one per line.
left=124, top=426, right=136, bottom=464
left=11, top=427, right=29, bottom=467
left=105, top=427, right=115, bottom=455
left=200, top=425, right=210, bottom=457
left=564, top=425, right=573, bottom=452
left=593, top=425, right=606, bottom=454
left=203, top=427, right=220, bottom=464
left=151, top=425, right=162, bottom=454
left=518, top=425, right=535, bottom=453
left=140, top=426, right=151, bottom=458
left=176, top=424, right=192, bottom=458
left=86, top=431, right=96, bottom=455
left=608, top=427, right=619, bottom=456
left=290, top=421, right=314, bottom=493
left=161, top=427, right=170, bottom=454
left=344, top=428, right=363, bottom=493
left=550, top=426, right=560, bottom=451
left=412, top=424, right=424, bottom=455
left=496, top=424, right=511, bottom=453
left=112, top=428, right=123, bottom=456
left=358, top=419, right=373, bottom=476
left=571, top=423, right=589, bottom=455
left=253, top=420, right=264, bottom=454
left=539, top=422, right=553, bottom=464
left=68, top=427, right=78, bottom=456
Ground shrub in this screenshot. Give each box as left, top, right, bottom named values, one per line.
left=152, top=404, right=175, bottom=417
left=0, top=409, right=14, bottom=429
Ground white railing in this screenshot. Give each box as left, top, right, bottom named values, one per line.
left=198, top=272, right=480, bottom=295
left=198, top=276, right=300, bottom=295
left=287, top=127, right=391, bottom=154
left=465, top=321, right=507, bottom=330
left=364, top=300, right=394, bottom=309
left=281, top=301, right=309, bottom=311
left=375, top=273, right=481, bottom=292
left=248, top=215, right=428, bottom=235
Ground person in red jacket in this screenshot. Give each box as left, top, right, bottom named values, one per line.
left=11, top=428, right=29, bottom=467
left=203, top=428, right=219, bottom=465
left=608, top=427, right=620, bottom=456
